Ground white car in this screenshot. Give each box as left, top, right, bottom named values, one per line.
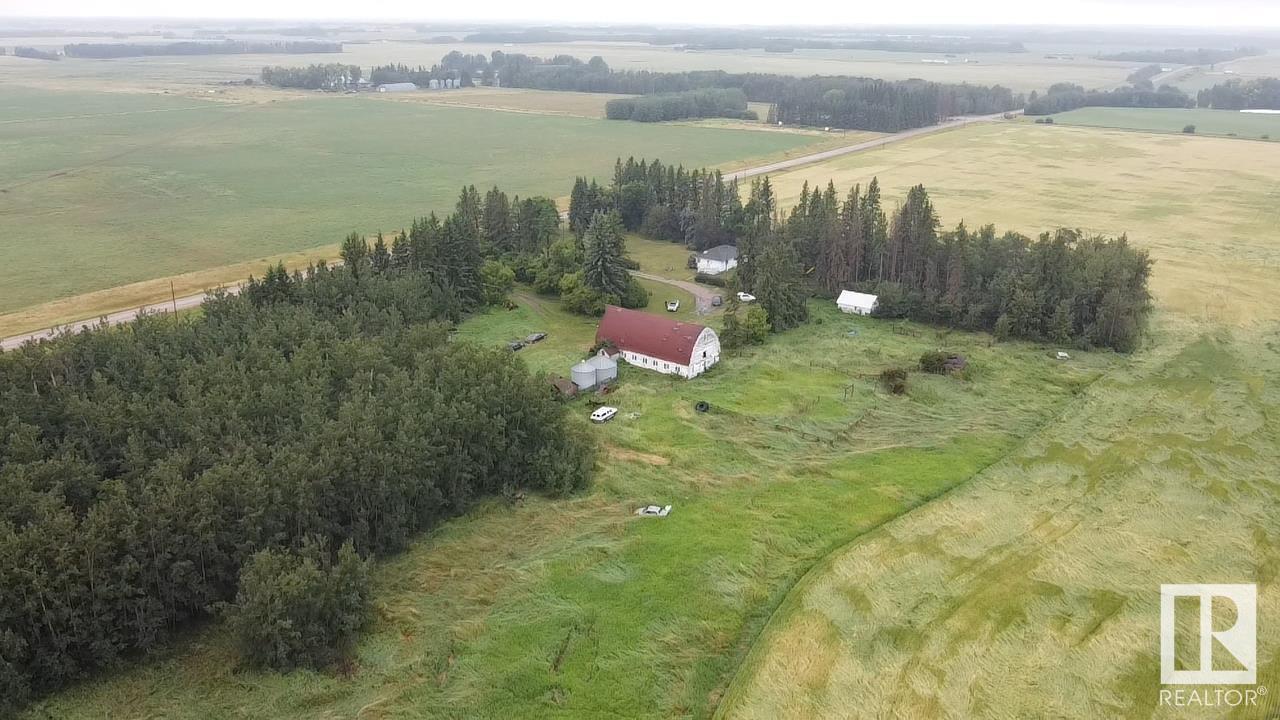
left=635, top=504, right=672, bottom=517
left=736, top=292, right=756, bottom=303
left=665, top=300, right=680, bottom=312
left=590, top=406, right=618, bottom=423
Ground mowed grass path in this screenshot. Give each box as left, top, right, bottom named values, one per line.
left=23, top=302, right=1112, bottom=720
left=0, top=86, right=817, bottom=316
left=764, top=122, right=1280, bottom=324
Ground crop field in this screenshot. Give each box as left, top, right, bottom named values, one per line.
left=0, top=85, right=821, bottom=332
left=370, top=86, right=632, bottom=119
left=1043, top=107, right=1280, bottom=141
left=762, top=122, right=1280, bottom=325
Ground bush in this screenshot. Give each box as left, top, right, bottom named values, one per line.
left=1182, top=124, right=1196, bottom=134
left=880, top=367, right=909, bottom=395
left=721, top=304, right=770, bottom=349
left=920, top=351, right=949, bottom=374
left=479, top=259, right=515, bottom=306
left=227, top=540, right=370, bottom=672
left=694, top=272, right=728, bottom=287
left=619, top=276, right=650, bottom=309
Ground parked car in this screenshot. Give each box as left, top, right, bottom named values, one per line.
left=736, top=292, right=756, bottom=303
left=635, top=504, right=672, bottom=517
left=711, top=295, right=722, bottom=307
left=507, top=341, right=524, bottom=352
left=590, top=406, right=618, bottom=423
left=665, top=300, right=680, bottom=312
left=525, top=332, right=547, bottom=344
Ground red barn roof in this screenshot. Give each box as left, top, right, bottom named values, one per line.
left=595, top=306, right=708, bottom=367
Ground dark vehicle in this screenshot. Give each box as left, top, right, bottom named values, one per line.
left=507, top=341, right=525, bottom=351
left=711, top=295, right=723, bottom=307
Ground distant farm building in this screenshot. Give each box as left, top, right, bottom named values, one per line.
left=570, top=351, right=618, bottom=391
left=595, top=306, right=720, bottom=379
left=836, top=290, right=878, bottom=316
left=696, top=245, right=739, bottom=275
left=377, top=82, right=417, bottom=93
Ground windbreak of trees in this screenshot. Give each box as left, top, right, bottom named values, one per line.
left=13, top=47, right=59, bottom=60
left=1024, top=82, right=1193, bottom=115
left=1197, top=77, right=1280, bottom=109
left=1126, top=64, right=1165, bottom=89
left=261, top=63, right=362, bottom=89
left=63, top=40, right=342, bottom=58
left=1096, top=47, right=1262, bottom=64
left=605, top=88, right=754, bottom=122
left=459, top=29, right=1025, bottom=54
left=572, top=158, right=1151, bottom=351
left=369, top=61, right=473, bottom=87
left=431, top=51, right=1020, bottom=132
left=568, top=157, right=745, bottom=250
left=0, top=185, right=587, bottom=711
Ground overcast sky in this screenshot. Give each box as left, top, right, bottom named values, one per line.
left=2, top=0, right=1278, bottom=28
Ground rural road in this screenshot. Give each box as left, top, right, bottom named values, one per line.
left=1, top=112, right=1009, bottom=351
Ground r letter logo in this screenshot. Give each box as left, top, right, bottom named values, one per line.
left=1161, top=584, right=1256, bottom=685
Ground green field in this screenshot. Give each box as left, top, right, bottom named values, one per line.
left=0, top=86, right=819, bottom=321
left=1044, top=106, right=1280, bottom=140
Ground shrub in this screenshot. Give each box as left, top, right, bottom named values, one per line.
left=619, top=277, right=650, bottom=309
left=694, top=272, right=728, bottom=287
left=227, top=539, right=370, bottom=672
left=920, top=351, right=949, bottom=374
left=479, top=259, right=515, bottom=306
left=721, top=304, right=770, bottom=349
left=1182, top=124, right=1196, bottom=134
left=880, top=367, right=909, bottom=395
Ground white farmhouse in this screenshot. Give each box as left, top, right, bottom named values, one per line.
left=836, top=290, right=878, bottom=316
left=696, top=245, right=739, bottom=275
left=595, top=306, right=720, bottom=379
left=376, top=82, right=417, bottom=93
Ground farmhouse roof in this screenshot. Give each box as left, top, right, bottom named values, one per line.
left=837, top=290, right=878, bottom=308
left=595, top=306, right=708, bottom=367
left=700, top=244, right=739, bottom=262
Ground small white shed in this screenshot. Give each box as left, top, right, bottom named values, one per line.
left=377, top=82, right=417, bottom=93
left=836, top=290, right=878, bottom=316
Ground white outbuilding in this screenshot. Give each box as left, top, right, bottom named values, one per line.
left=836, top=290, right=878, bottom=316
left=376, top=82, right=417, bottom=93
left=595, top=306, right=720, bottom=379
left=695, top=245, right=739, bottom=275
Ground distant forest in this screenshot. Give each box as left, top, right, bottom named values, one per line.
left=1197, top=77, right=1280, bottom=110
left=261, top=63, right=362, bottom=89
left=13, top=47, right=59, bottom=61
left=62, top=39, right=341, bottom=58
left=459, top=29, right=1026, bottom=54
left=1096, top=47, right=1263, bottom=65
left=434, top=51, right=1021, bottom=132
left=1025, top=82, right=1193, bottom=115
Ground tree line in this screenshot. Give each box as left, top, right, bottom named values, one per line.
left=1024, top=81, right=1193, bottom=115
left=426, top=51, right=1021, bottom=132
left=605, top=88, right=755, bottom=122
left=13, top=47, right=59, bottom=61
left=1096, top=47, right=1262, bottom=65
left=261, top=63, right=362, bottom=90
left=0, top=186, right=590, bottom=712
left=1197, top=77, right=1280, bottom=109
left=63, top=40, right=342, bottom=58
left=570, top=158, right=1151, bottom=351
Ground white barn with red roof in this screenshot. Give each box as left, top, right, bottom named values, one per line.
left=595, top=306, right=721, bottom=379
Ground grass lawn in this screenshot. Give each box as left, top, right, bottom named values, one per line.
left=1040, top=106, right=1280, bottom=141
left=0, top=86, right=821, bottom=324
left=22, top=302, right=1114, bottom=720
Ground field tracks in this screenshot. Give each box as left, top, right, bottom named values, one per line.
left=709, top=354, right=1118, bottom=719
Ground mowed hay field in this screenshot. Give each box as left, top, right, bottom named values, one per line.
left=1044, top=106, right=1280, bottom=141
left=716, top=123, right=1280, bottom=717
left=23, top=300, right=1117, bottom=720
left=763, top=122, right=1280, bottom=324
left=0, top=86, right=820, bottom=328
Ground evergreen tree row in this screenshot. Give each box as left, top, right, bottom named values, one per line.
left=261, top=63, right=362, bottom=90
left=64, top=40, right=341, bottom=59
left=1024, top=82, right=1193, bottom=115
left=1196, top=77, right=1280, bottom=110
left=605, top=88, right=754, bottom=122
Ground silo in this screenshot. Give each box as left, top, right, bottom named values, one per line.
left=588, top=354, right=618, bottom=386
left=570, top=361, right=596, bottom=390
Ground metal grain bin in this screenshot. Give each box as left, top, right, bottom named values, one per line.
left=588, top=353, right=618, bottom=385
left=571, top=361, right=596, bottom=390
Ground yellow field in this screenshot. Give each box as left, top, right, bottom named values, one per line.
left=761, top=122, right=1280, bottom=324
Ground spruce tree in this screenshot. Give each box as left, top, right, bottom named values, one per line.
left=581, top=211, right=630, bottom=297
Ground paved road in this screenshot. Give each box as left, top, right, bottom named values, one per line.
left=2, top=113, right=1011, bottom=351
